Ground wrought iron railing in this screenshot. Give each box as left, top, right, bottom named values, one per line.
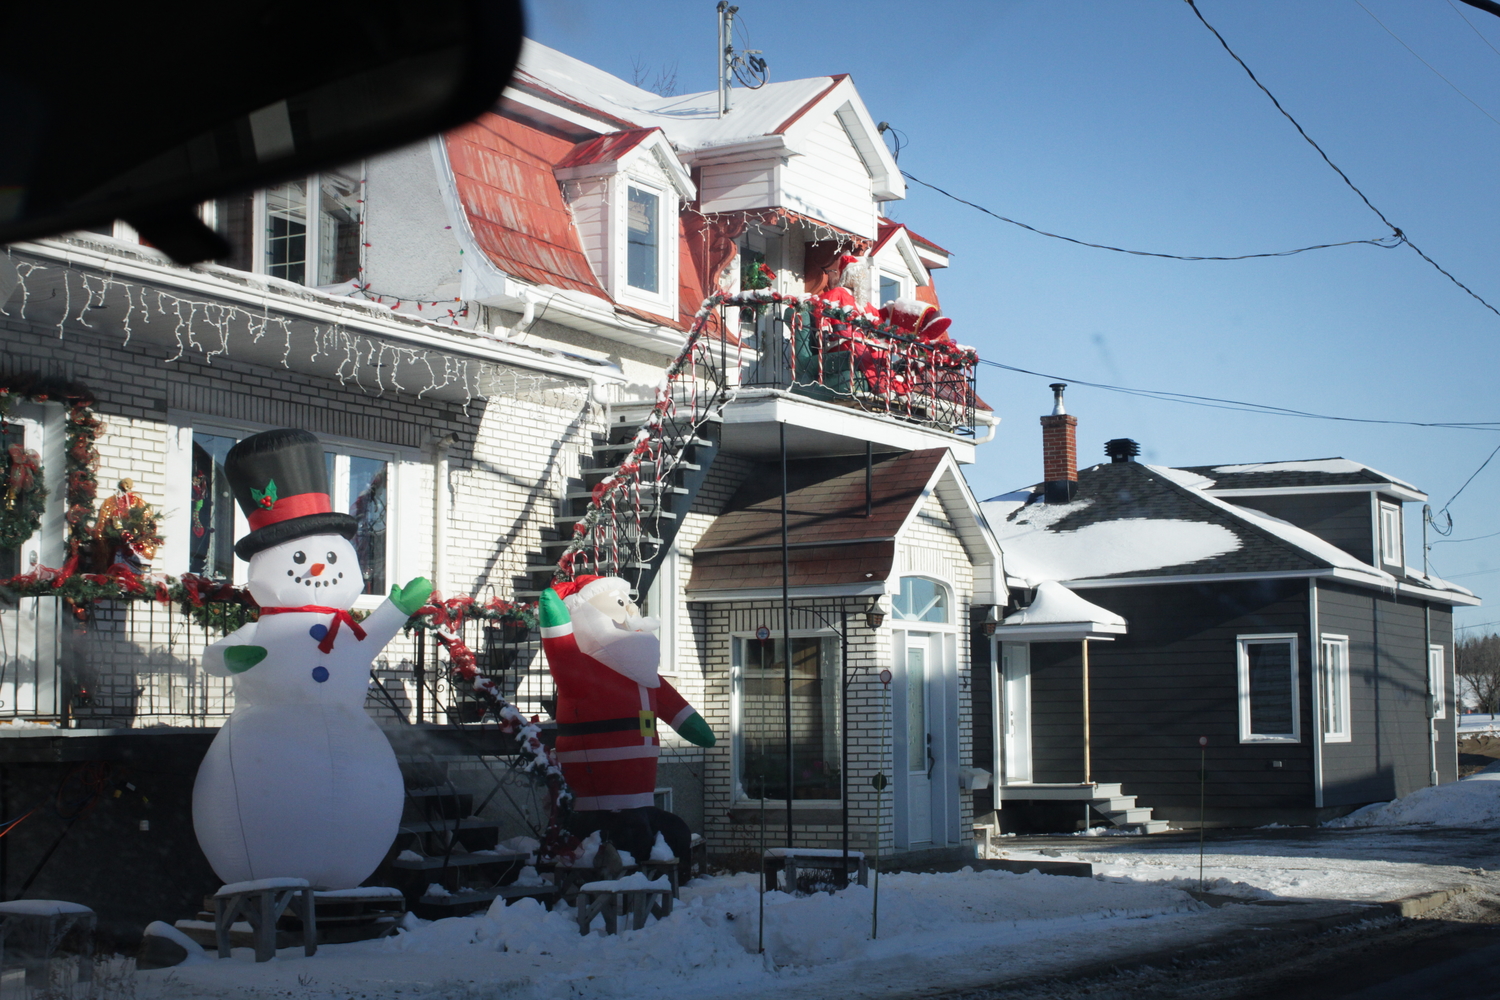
left=735, top=294, right=978, bottom=436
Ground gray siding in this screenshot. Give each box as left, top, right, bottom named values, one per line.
left=1025, top=580, right=1315, bottom=824
left=969, top=604, right=995, bottom=817
left=1225, top=493, right=1373, bottom=564
left=1316, top=582, right=1457, bottom=807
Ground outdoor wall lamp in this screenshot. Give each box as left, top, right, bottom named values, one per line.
left=981, top=606, right=1001, bottom=637
left=864, top=599, right=885, bottom=630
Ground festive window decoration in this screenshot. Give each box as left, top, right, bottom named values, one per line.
left=0, top=441, right=46, bottom=551
left=0, top=375, right=102, bottom=561
left=95, top=478, right=163, bottom=566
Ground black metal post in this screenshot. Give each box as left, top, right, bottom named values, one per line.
left=865, top=441, right=872, bottom=519
left=841, top=608, right=849, bottom=887
left=780, top=421, right=793, bottom=848
left=415, top=628, right=426, bottom=724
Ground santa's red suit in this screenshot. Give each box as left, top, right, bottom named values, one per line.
left=539, top=577, right=703, bottom=811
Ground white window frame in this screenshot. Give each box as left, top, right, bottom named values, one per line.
left=204, top=169, right=363, bottom=289
left=614, top=174, right=677, bottom=316
left=162, top=417, right=400, bottom=609
left=878, top=269, right=908, bottom=307
left=1429, top=644, right=1447, bottom=720
left=1236, top=633, right=1301, bottom=744
left=890, top=575, right=954, bottom=626
left=729, top=629, right=843, bottom=806
left=1320, top=634, right=1351, bottom=743
left=1378, top=501, right=1403, bottom=568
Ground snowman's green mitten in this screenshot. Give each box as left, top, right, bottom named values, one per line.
left=539, top=588, right=570, bottom=630
left=675, top=711, right=716, bottom=748
left=390, top=577, right=434, bottom=617
left=224, top=645, right=268, bottom=674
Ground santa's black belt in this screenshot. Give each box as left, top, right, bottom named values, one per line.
left=555, top=716, right=649, bottom=736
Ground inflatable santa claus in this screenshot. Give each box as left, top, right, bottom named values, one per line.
left=539, top=575, right=713, bottom=864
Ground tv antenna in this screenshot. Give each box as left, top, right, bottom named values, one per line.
left=717, top=2, right=768, bottom=116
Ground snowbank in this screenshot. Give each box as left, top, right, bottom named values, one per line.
left=1325, top=763, right=1500, bottom=829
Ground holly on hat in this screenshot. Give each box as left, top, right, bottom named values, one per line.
left=223, top=428, right=356, bottom=560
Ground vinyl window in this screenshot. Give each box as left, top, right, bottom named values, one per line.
left=1320, top=634, right=1351, bottom=743
left=731, top=634, right=841, bottom=802
left=1237, top=634, right=1300, bottom=743
left=626, top=185, right=661, bottom=293
left=209, top=168, right=362, bottom=288
left=1379, top=502, right=1403, bottom=567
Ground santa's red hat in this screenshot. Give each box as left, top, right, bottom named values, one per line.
left=552, top=574, right=626, bottom=607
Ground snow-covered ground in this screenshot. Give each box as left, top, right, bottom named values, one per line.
left=126, top=766, right=1500, bottom=999
left=1460, top=713, right=1500, bottom=735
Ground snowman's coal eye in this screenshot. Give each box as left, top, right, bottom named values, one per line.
left=292, top=551, right=307, bottom=565
left=327, top=551, right=338, bottom=564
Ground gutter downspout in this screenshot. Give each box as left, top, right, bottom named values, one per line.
left=1424, top=504, right=1437, bottom=787
left=1081, top=638, right=1092, bottom=787
left=1309, top=581, right=1324, bottom=809
left=432, top=433, right=457, bottom=598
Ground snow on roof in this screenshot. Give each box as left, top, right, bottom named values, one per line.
left=1003, top=581, right=1126, bottom=627
left=1145, top=465, right=1215, bottom=491
left=515, top=40, right=842, bottom=152
left=1204, top=458, right=1419, bottom=493
left=986, top=500, right=1242, bottom=587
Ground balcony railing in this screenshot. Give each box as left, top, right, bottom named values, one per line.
left=0, top=595, right=554, bottom=729
left=733, top=294, right=978, bottom=436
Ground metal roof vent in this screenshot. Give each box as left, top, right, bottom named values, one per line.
left=1104, top=438, right=1140, bottom=464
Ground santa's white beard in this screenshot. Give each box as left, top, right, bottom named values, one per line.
left=568, top=602, right=662, bottom=687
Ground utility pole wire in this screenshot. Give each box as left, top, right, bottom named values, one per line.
left=1184, top=0, right=1500, bottom=319
left=1354, top=0, right=1500, bottom=131
left=1448, top=0, right=1500, bottom=60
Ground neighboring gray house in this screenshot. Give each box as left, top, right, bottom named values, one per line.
left=973, top=389, right=1478, bottom=832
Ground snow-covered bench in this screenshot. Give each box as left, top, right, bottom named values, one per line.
left=0, top=900, right=95, bottom=989
left=573, top=872, right=674, bottom=935
left=762, top=848, right=868, bottom=893
left=213, top=878, right=316, bottom=962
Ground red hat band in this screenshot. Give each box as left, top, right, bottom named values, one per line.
left=247, top=492, right=335, bottom=531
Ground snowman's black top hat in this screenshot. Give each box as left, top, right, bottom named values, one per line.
left=225, top=428, right=356, bottom=560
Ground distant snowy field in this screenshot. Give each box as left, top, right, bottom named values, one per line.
left=1460, top=713, right=1500, bottom=735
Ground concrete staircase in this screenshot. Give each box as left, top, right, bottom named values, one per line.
left=1087, top=783, right=1170, bottom=834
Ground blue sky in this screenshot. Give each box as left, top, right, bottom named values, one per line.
left=529, top=0, right=1500, bottom=631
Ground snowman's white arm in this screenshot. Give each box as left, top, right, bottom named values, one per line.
left=201, top=622, right=259, bottom=677
left=354, top=599, right=414, bottom=655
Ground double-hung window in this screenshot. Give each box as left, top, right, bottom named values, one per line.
left=1237, top=634, right=1300, bottom=743
left=731, top=634, right=841, bottom=801
left=209, top=168, right=363, bottom=289
left=626, top=185, right=661, bottom=294
left=1428, top=644, right=1447, bottom=719
left=1379, top=502, right=1403, bottom=568
left=1320, top=635, right=1351, bottom=743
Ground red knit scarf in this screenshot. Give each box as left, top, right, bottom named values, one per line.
left=258, top=606, right=367, bottom=654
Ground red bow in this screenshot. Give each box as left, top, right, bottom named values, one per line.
left=258, top=606, right=367, bottom=653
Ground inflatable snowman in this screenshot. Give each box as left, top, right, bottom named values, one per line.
left=193, top=428, right=432, bottom=889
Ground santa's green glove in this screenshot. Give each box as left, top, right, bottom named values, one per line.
left=390, top=577, right=434, bottom=617
left=224, top=645, right=267, bottom=674
left=675, top=712, right=715, bottom=748
left=539, top=588, right=571, bottom=630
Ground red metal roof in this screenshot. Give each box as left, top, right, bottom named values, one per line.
left=444, top=114, right=607, bottom=301
left=557, top=128, right=660, bottom=169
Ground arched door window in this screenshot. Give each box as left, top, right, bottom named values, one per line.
left=891, top=576, right=950, bottom=624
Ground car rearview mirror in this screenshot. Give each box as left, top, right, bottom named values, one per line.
left=0, top=0, right=524, bottom=262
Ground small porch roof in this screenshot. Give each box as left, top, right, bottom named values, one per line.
left=994, top=581, right=1127, bottom=643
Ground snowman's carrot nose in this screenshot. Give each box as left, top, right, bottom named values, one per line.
left=309, top=563, right=325, bottom=576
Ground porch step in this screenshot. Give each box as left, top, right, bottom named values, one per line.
left=1087, top=788, right=1169, bottom=835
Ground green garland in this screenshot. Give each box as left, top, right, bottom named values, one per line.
left=0, top=375, right=102, bottom=560
left=0, top=447, right=46, bottom=550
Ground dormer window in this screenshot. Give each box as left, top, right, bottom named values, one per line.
left=1379, top=501, right=1403, bottom=567
left=627, top=185, right=661, bottom=293
left=556, top=128, right=694, bottom=319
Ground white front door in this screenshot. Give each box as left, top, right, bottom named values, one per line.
left=904, top=633, right=935, bottom=845
left=0, top=413, right=60, bottom=719
left=1001, top=642, right=1032, bottom=784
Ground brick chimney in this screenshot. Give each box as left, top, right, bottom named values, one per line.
left=1041, top=383, right=1077, bottom=503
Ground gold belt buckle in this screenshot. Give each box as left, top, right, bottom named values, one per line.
left=638, top=709, right=657, bottom=738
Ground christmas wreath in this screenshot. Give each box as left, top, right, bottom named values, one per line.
left=0, top=444, right=47, bottom=550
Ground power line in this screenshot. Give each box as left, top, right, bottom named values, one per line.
left=1440, top=440, right=1500, bottom=512
left=1184, top=0, right=1500, bottom=319
left=1458, top=618, right=1500, bottom=631
left=1355, top=0, right=1500, bottom=130
left=901, top=171, right=1402, bottom=261
left=1432, top=528, right=1500, bottom=545
left=1447, top=0, right=1500, bottom=62
left=977, top=357, right=1500, bottom=431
